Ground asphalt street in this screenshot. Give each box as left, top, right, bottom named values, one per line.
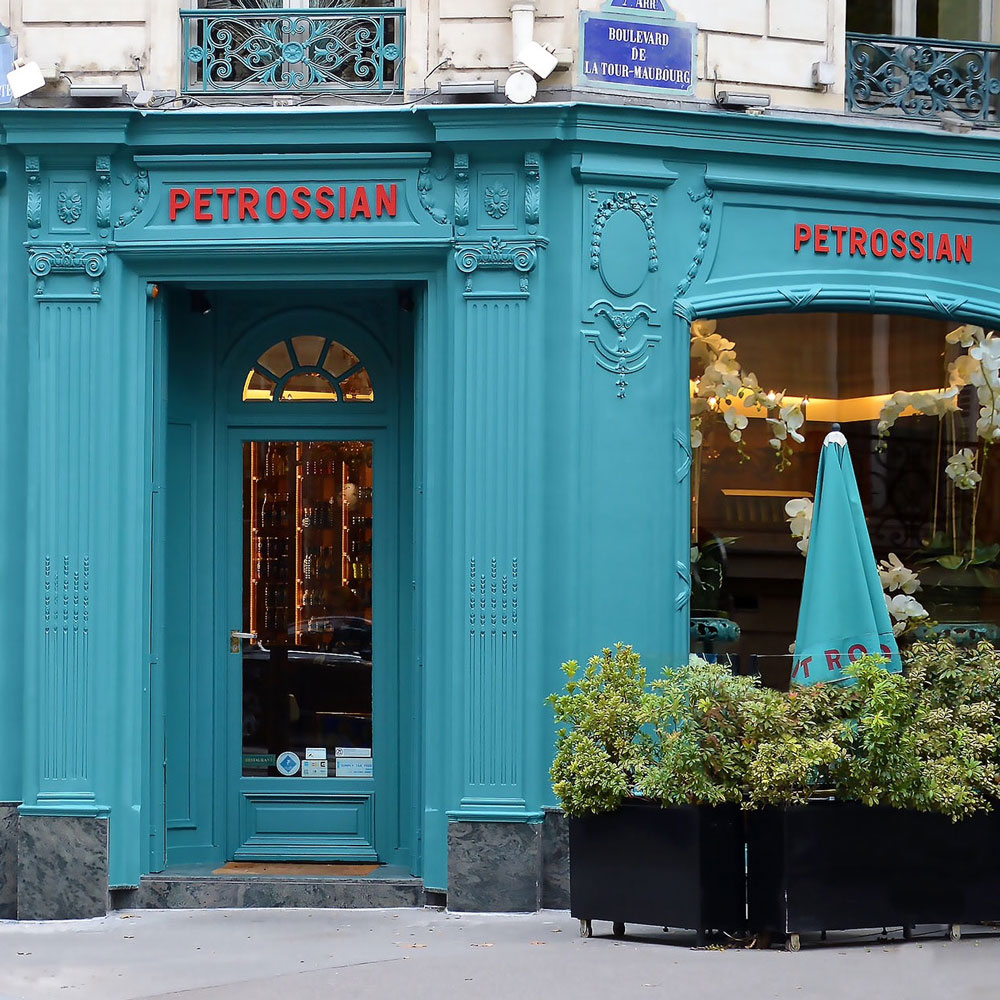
left=0, top=908, right=997, bottom=1000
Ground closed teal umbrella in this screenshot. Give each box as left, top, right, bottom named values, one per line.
left=791, top=431, right=900, bottom=686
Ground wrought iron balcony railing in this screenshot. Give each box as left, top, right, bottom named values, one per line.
left=847, top=32, right=1000, bottom=122
left=180, top=7, right=404, bottom=96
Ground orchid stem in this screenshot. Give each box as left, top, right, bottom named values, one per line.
left=932, top=417, right=942, bottom=541
left=971, top=446, right=988, bottom=563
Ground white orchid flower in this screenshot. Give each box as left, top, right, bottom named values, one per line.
left=945, top=448, right=982, bottom=490
left=945, top=325, right=983, bottom=347
left=780, top=402, right=805, bottom=443
left=878, top=553, right=921, bottom=595
left=784, top=497, right=813, bottom=556
left=885, top=592, right=929, bottom=635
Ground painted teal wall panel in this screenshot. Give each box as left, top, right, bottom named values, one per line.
left=0, top=151, right=26, bottom=803
left=6, top=104, right=1000, bottom=896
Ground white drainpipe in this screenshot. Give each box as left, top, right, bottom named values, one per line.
left=510, top=3, right=536, bottom=71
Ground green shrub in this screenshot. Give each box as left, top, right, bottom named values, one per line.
left=548, top=644, right=652, bottom=817
left=548, top=640, right=1000, bottom=821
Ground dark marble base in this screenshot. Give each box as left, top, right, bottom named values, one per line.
left=542, top=808, right=569, bottom=909
left=17, top=815, right=109, bottom=920
left=447, top=820, right=542, bottom=912
left=0, top=804, right=19, bottom=919
left=116, top=875, right=425, bottom=910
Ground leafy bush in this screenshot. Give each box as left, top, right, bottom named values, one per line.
left=548, top=644, right=652, bottom=818
left=549, top=640, right=1000, bottom=821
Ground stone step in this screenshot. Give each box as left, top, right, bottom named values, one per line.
left=113, top=874, right=426, bottom=910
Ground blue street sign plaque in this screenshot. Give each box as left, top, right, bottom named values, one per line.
left=581, top=1, right=696, bottom=97
left=0, top=43, right=14, bottom=106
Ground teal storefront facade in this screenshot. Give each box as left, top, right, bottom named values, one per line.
left=2, top=103, right=1000, bottom=919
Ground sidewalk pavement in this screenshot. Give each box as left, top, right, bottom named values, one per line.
left=0, top=908, right=997, bottom=1000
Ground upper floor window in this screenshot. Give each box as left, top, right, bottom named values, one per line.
left=847, top=0, right=991, bottom=41
left=200, top=1, right=400, bottom=7
left=183, top=0, right=404, bottom=96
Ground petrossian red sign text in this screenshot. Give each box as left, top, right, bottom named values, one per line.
left=792, top=642, right=895, bottom=682
left=167, top=183, right=398, bottom=223
left=794, top=223, right=973, bottom=263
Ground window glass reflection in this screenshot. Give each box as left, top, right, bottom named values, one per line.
left=691, top=312, right=1000, bottom=670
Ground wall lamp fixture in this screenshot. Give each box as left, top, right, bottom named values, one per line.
left=715, top=90, right=771, bottom=111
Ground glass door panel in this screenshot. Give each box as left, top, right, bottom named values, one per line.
left=241, top=440, right=374, bottom=779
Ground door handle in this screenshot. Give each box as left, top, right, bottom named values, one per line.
left=230, top=630, right=257, bottom=653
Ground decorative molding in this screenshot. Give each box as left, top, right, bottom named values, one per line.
left=56, top=190, right=83, bottom=225
left=584, top=300, right=661, bottom=399
left=454, top=152, right=470, bottom=231
left=28, top=243, right=107, bottom=297
left=483, top=182, right=510, bottom=220
left=455, top=237, right=538, bottom=274
left=675, top=181, right=714, bottom=297
left=675, top=284, right=996, bottom=326
left=590, top=299, right=658, bottom=334
left=29, top=243, right=107, bottom=279
left=524, top=152, right=540, bottom=229
left=95, top=156, right=112, bottom=236
left=467, top=556, right=519, bottom=788
left=777, top=286, right=822, bottom=311
left=116, top=166, right=150, bottom=229
left=588, top=189, right=658, bottom=273
left=26, top=156, right=41, bottom=239
left=41, top=554, right=90, bottom=782
left=573, top=152, right=678, bottom=188
left=674, top=426, right=692, bottom=482
left=417, top=163, right=450, bottom=226
left=675, top=558, right=691, bottom=613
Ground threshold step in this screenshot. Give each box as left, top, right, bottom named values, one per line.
left=112, top=870, right=425, bottom=910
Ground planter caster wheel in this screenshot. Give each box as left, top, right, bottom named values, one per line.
left=786, top=933, right=801, bottom=953
left=579, top=919, right=593, bottom=938
left=903, top=925, right=913, bottom=941
left=612, top=922, right=626, bottom=939
left=948, top=924, right=961, bottom=941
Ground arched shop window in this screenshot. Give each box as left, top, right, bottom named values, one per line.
left=691, top=312, right=1000, bottom=666
left=242, top=335, right=374, bottom=402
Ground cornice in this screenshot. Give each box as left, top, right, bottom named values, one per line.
left=2, top=101, right=1000, bottom=178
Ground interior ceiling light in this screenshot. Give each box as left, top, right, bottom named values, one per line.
left=190, top=291, right=213, bottom=316
left=690, top=383, right=949, bottom=424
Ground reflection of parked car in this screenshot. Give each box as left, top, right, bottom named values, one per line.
left=242, top=621, right=373, bottom=753
left=294, top=616, right=372, bottom=661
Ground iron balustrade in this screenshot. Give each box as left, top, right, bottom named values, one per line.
left=847, top=32, right=1000, bottom=122
left=180, top=7, right=404, bottom=96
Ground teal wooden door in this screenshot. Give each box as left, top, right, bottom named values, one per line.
left=164, top=295, right=411, bottom=869
left=222, top=322, right=403, bottom=863
left=224, top=429, right=396, bottom=860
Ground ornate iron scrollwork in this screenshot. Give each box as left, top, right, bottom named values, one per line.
left=848, top=32, right=1000, bottom=121
left=180, top=8, right=405, bottom=95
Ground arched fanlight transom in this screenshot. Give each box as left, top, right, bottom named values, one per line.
left=243, top=335, right=374, bottom=403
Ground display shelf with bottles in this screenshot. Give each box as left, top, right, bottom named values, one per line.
left=247, top=440, right=374, bottom=653
left=249, top=442, right=296, bottom=643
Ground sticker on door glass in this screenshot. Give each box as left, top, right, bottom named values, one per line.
left=305, top=747, right=328, bottom=761
left=243, top=753, right=276, bottom=770
left=302, top=759, right=328, bottom=777
left=335, top=747, right=372, bottom=758
left=336, top=757, right=374, bottom=778
left=276, top=751, right=301, bottom=776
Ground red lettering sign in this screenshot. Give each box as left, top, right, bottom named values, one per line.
left=166, top=184, right=400, bottom=224
left=794, top=222, right=972, bottom=263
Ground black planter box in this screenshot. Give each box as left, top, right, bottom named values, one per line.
left=747, top=801, right=1000, bottom=935
left=569, top=799, right=746, bottom=936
